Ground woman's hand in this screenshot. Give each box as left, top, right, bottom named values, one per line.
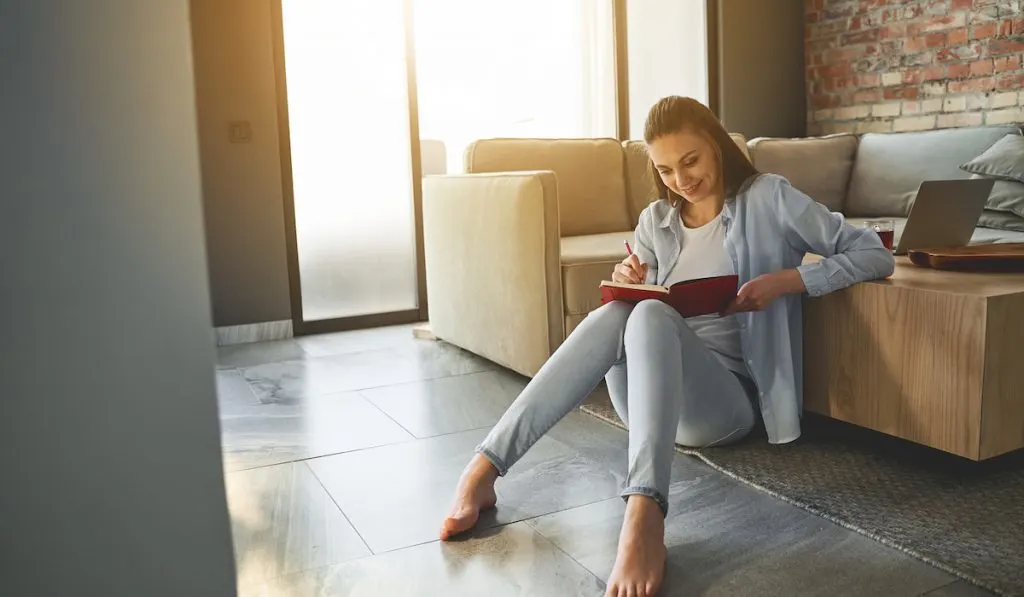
left=722, top=269, right=805, bottom=315
left=612, top=254, right=648, bottom=285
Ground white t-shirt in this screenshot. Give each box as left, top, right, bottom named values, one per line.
left=662, top=213, right=747, bottom=376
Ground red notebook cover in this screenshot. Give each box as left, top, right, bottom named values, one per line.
left=599, top=275, right=739, bottom=318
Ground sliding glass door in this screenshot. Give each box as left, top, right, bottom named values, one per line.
left=274, top=0, right=423, bottom=331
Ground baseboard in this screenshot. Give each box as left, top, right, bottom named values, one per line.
left=215, top=320, right=293, bottom=346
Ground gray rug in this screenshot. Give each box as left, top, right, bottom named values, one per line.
left=580, top=392, right=1024, bottom=597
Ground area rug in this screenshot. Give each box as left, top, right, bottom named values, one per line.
left=580, top=391, right=1024, bottom=597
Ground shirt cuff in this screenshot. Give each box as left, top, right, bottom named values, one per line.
left=797, top=261, right=829, bottom=297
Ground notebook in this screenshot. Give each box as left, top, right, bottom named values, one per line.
left=599, top=275, right=739, bottom=318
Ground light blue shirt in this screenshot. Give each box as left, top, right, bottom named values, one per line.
left=632, top=173, right=895, bottom=444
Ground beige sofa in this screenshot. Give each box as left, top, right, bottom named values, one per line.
left=422, top=125, right=1024, bottom=378
left=421, top=135, right=750, bottom=377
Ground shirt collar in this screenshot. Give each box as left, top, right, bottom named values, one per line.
left=658, top=200, right=734, bottom=228
left=657, top=203, right=679, bottom=228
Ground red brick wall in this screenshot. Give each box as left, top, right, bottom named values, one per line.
left=806, top=0, right=1024, bottom=135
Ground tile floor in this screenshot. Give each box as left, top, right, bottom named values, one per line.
left=217, top=324, right=994, bottom=597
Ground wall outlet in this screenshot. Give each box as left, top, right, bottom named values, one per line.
left=228, top=121, right=252, bottom=143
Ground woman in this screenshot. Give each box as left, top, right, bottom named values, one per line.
left=439, top=96, right=895, bottom=597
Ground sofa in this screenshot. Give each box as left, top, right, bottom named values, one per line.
left=421, top=125, right=1024, bottom=378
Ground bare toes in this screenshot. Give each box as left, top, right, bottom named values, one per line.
left=439, top=511, right=476, bottom=541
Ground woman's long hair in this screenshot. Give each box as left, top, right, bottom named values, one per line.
left=643, top=96, right=759, bottom=207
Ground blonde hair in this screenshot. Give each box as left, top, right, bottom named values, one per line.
left=643, top=96, right=759, bottom=207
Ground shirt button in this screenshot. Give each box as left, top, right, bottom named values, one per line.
left=747, top=359, right=754, bottom=365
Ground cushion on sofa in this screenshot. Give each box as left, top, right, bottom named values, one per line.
left=560, top=232, right=633, bottom=316
left=970, top=177, right=1024, bottom=219
left=961, top=134, right=1024, bottom=184
left=845, top=217, right=1024, bottom=245
left=465, top=138, right=630, bottom=237
left=623, top=141, right=659, bottom=226
left=746, top=134, right=858, bottom=212
left=845, top=126, right=1022, bottom=217
left=622, top=134, right=750, bottom=225
left=979, top=209, right=1024, bottom=233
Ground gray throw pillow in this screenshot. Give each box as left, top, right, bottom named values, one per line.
left=969, top=176, right=1024, bottom=219
left=978, top=209, right=1024, bottom=232
left=960, top=134, right=1024, bottom=184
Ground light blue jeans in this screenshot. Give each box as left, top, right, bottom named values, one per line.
left=476, top=300, right=758, bottom=515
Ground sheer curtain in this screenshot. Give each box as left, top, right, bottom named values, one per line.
left=413, top=0, right=617, bottom=174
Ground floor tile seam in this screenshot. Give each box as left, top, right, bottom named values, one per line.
left=296, top=424, right=501, bottom=467
left=237, top=366, right=496, bottom=398
left=525, top=522, right=607, bottom=589
left=300, top=460, right=374, bottom=555
left=228, top=346, right=399, bottom=373
left=351, top=389, right=419, bottom=440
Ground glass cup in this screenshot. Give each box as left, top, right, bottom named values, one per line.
left=865, top=219, right=895, bottom=251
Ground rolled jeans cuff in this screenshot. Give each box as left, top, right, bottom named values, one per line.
left=620, top=486, right=669, bottom=517
left=476, top=444, right=510, bottom=477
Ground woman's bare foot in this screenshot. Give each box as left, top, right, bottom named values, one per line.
left=439, top=453, right=499, bottom=540
left=605, top=495, right=667, bottom=597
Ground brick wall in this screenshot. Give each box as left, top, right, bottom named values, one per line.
left=806, top=0, right=1024, bottom=135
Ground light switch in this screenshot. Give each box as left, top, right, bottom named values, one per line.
left=228, top=121, right=252, bottom=143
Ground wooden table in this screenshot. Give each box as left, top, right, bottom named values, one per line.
left=803, top=256, right=1024, bottom=460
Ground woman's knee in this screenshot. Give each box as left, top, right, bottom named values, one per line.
left=579, top=300, right=633, bottom=332
left=623, top=300, right=681, bottom=342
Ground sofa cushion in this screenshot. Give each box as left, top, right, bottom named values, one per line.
left=963, top=225, right=1024, bottom=244
left=961, top=134, right=1024, bottom=184
left=623, top=141, right=658, bottom=227
left=970, top=177, right=1024, bottom=219
left=845, top=218, right=1024, bottom=245
left=846, top=125, right=1022, bottom=217
left=465, top=138, right=629, bottom=237
left=979, top=209, right=1024, bottom=233
left=622, top=133, right=750, bottom=226
left=747, top=134, right=858, bottom=212
left=561, top=231, right=634, bottom=315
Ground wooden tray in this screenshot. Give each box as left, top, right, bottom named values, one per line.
left=908, top=243, right=1024, bottom=271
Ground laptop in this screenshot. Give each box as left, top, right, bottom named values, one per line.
left=893, top=179, right=995, bottom=256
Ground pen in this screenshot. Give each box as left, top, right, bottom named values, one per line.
left=624, top=240, right=633, bottom=256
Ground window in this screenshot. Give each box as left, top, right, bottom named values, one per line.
left=414, top=0, right=618, bottom=174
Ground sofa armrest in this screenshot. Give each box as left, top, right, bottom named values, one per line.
left=422, top=171, right=563, bottom=377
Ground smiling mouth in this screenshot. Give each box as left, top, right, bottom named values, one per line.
left=680, top=180, right=702, bottom=195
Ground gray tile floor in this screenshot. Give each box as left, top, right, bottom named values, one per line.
left=217, top=324, right=993, bottom=597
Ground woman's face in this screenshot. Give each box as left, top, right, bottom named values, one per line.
left=648, top=129, right=721, bottom=206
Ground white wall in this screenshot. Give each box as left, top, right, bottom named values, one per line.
left=627, top=0, right=709, bottom=138
left=0, top=2, right=237, bottom=595
left=191, top=0, right=294, bottom=327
